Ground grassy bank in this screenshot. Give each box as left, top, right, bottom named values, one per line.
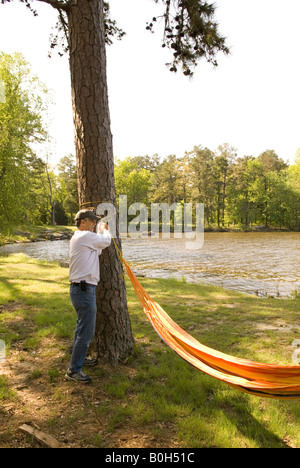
left=0, top=225, right=75, bottom=246
left=0, top=253, right=300, bottom=448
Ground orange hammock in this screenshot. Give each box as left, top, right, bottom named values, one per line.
left=122, top=258, right=300, bottom=400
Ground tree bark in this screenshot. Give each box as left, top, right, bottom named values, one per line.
left=67, top=0, right=134, bottom=364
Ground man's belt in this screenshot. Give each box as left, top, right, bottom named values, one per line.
left=71, top=280, right=94, bottom=291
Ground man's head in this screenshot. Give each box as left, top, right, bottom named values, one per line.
left=75, top=209, right=99, bottom=232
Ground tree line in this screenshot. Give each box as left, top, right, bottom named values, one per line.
left=1, top=52, right=300, bottom=233
left=115, top=146, right=300, bottom=231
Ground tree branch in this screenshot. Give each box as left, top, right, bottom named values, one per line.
left=35, top=0, right=69, bottom=12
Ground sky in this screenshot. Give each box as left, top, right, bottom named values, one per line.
left=0, top=0, right=300, bottom=165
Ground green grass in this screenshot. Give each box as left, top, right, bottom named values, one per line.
left=0, top=253, right=300, bottom=448
left=0, top=375, right=16, bottom=400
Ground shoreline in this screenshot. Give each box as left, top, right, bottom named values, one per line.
left=0, top=224, right=298, bottom=247
left=0, top=226, right=75, bottom=247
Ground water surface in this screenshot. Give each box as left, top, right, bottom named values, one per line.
left=1, top=232, right=299, bottom=298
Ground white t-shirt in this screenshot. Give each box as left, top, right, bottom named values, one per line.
left=69, top=229, right=112, bottom=285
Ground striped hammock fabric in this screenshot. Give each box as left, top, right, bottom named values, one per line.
left=123, top=258, right=300, bottom=400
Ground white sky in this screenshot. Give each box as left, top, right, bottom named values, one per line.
left=0, top=0, right=300, bottom=165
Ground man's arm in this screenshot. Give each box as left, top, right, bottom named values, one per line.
left=93, top=222, right=111, bottom=249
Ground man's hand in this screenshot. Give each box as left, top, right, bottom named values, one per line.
left=97, top=221, right=108, bottom=234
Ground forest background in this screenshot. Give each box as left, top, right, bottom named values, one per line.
left=1, top=52, right=300, bottom=234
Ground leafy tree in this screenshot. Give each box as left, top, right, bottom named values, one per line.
left=210, top=150, right=230, bottom=228
left=151, top=154, right=182, bottom=204
left=28, top=155, right=52, bottom=224
left=30, top=156, right=61, bottom=225
left=29, top=154, right=73, bottom=226
left=176, top=153, right=193, bottom=203
left=257, top=149, right=288, bottom=173
left=57, top=154, right=79, bottom=224
left=213, top=144, right=237, bottom=228
left=266, top=170, right=291, bottom=228
left=54, top=199, right=69, bottom=224
left=130, top=155, right=161, bottom=174
left=227, top=156, right=252, bottom=228
left=114, top=157, right=152, bottom=207
left=285, top=153, right=300, bottom=230
left=256, top=150, right=288, bottom=227
left=187, top=145, right=215, bottom=225
left=1, top=0, right=229, bottom=364
left=0, top=52, right=48, bottom=231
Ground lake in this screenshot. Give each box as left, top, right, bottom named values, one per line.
left=1, top=232, right=299, bottom=298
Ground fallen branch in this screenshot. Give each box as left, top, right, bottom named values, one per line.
left=19, top=424, right=61, bottom=448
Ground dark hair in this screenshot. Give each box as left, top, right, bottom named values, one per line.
left=74, top=209, right=98, bottom=227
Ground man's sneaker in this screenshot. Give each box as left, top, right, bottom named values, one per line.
left=83, top=357, right=98, bottom=367
left=65, top=370, right=92, bottom=384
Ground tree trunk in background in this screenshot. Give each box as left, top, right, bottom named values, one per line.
left=68, top=0, right=134, bottom=364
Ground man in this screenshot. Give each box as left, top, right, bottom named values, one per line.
left=65, top=209, right=112, bottom=384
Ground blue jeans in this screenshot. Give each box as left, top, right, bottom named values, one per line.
left=69, top=283, right=97, bottom=373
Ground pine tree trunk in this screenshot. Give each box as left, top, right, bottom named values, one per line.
left=67, top=0, right=134, bottom=364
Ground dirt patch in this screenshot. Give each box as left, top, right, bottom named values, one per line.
left=256, top=319, right=300, bottom=333
left=0, top=302, right=29, bottom=313
left=0, top=336, right=180, bottom=449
